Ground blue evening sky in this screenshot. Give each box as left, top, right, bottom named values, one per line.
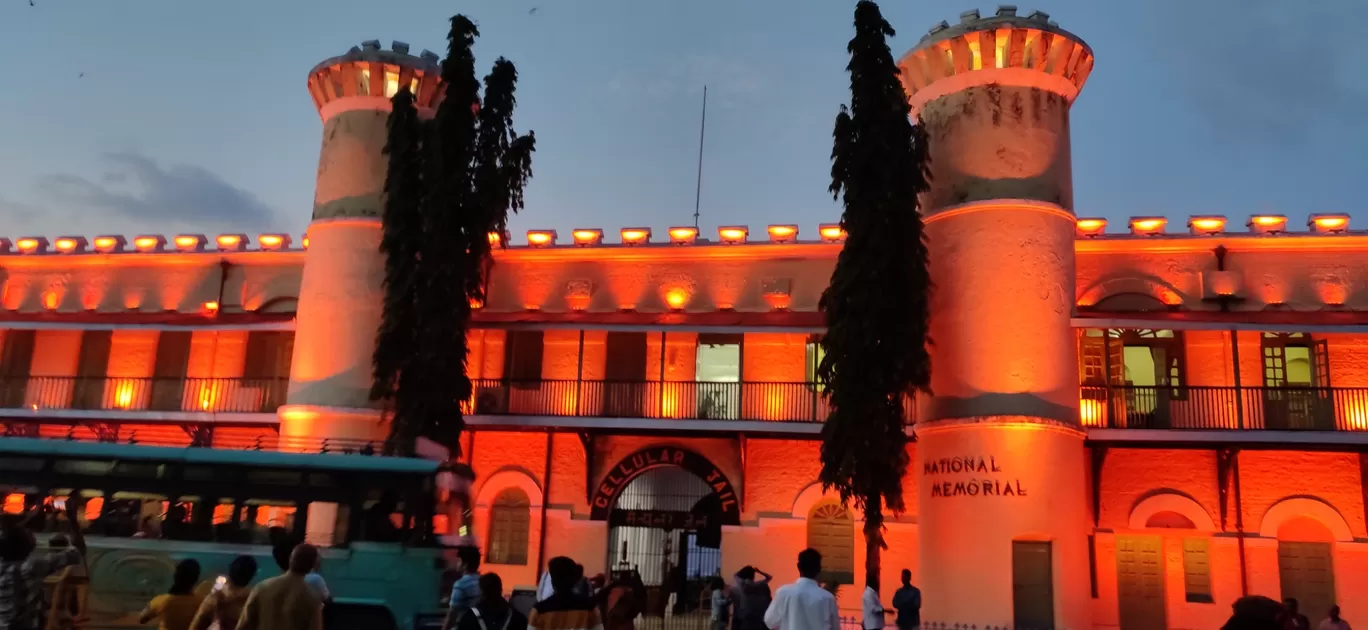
left=1, top=0, right=1364, bottom=240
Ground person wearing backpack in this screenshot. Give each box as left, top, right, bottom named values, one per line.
left=457, top=574, right=527, bottom=630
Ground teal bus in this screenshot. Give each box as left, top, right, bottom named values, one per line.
left=0, top=436, right=453, bottom=630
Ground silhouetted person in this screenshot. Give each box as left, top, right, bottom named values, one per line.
left=528, top=557, right=601, bottom=630
left=890, top=569, right=921, bottom=630
left=1321, top=605, right=1350, bottom=630
left=1223, top=596, right=1284, bottom=630
left=1285, top=599, right=1312, bottom=630
left=139, top=559, right=205, bottom=630
left=191, top=555, right=257, bottom=630
left=236, top=544, right=324, bottom=630
left=457, top=573, right=528, bottom=630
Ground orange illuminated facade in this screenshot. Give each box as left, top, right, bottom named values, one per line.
left=1, top=17, right=1365, bottom=630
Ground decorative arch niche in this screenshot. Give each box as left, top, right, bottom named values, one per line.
left=1128, top=492, right=1217, bottom=531
left=1258, top=497, right=1353, bottom=542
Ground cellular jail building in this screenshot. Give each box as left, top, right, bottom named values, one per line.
left=2, top=7, right=1366, bottom=630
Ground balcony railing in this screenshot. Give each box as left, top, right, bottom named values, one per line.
left=468, top=379, right=915, bottom=424
left=0, top=376, right=289, bottom=414
left=1081, top=384, right=1368, bottom=432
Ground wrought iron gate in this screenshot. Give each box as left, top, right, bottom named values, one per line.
left=607, top=466, right=723, bottom=630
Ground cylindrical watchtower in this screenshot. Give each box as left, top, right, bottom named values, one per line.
left=279, top=41, right=441, bottom=447
left=901, top=7, right=1094, bottom=629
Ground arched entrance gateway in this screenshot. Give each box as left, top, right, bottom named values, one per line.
left=591, top=447, right=740, bottom=622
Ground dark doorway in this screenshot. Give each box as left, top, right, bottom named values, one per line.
left=1012, top=540, right=1055, bottom=630
left=604, top=332, right=648, bottom=417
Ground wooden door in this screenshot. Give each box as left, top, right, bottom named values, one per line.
left=1116, top=535, right=1167, bottom=630
left=1012, top=541, right=1054, bottom=630
left=0, top=330, right=36, bottom=408
left=71, top=331, right=112, bottom=410
left=603, top=332, right=648, bottom=417
left=1279, top=541, right=1336, bottom=623
left=149, top=332, right=192, bottom=411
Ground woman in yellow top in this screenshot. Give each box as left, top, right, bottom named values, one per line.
left=139, top=559, right=205, bottom=630
left=189, top=556, right=258, bottom=630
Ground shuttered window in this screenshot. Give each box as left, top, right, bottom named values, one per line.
left=487, top=487, right=530, bottom=565
left=504, top=331, right=544, bottom=390
left=1182, top=537, right=1213, bottom=603
left=806, top=500, right=854, bottom=585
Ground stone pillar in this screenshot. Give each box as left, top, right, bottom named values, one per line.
left=278, top=41, right=441, bottom=448
left=899, top=9, right=1095, bottom=629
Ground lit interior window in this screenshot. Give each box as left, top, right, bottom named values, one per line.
left=995, top=29, right=1008, bottom=69
left=966, top=39, right=983, bottom=71
left=359, top=66, right=371, bottom=95
left=385, top=69, right=400, bottom=98
left=410, top=77, right=419, bottom=96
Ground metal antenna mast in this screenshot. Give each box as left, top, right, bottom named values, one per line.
left=693, top=86, right=707, bottom=230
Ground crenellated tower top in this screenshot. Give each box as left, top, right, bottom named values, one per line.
left=306, top=40, right=444, bottom=120
left=898, top=6, right=1093, bottom=116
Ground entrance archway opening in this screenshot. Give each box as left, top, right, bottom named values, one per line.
left=608, top=466, right=723, bottom=627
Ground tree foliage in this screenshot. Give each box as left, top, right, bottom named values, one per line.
left=817, top=0, right=932, bottom=589
left=375, top=15, right=536, bottom=456
left=372, top=89, right=424, bottom=405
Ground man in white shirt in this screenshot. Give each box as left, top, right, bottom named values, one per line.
left=861, top=583, right=886, bottom=630
left=762, top=548, right=840, bottom=630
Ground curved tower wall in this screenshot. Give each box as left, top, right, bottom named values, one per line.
left=901, top=9, right=1094, bottom=629
left=280, top=41, right=441, bottom=446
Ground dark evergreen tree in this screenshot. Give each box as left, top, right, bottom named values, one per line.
left=817, top=0, right=932, bottom=591
left=375, top=15, right=535, bottom=456
left=372, top=88, right=424, bottom=406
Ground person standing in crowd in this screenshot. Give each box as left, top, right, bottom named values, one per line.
left=861, top=581, right=887, bottom=630
left=762, top=549, right=839, bottom=630
left=441, top=547, right=483, bottom=630
left=601, top=571, right=640, bottom=630
left=0, top=499, right=86, bottom=630
left=235, top=544, right=324, bottom=630
left=708, top=577, right=730, bottom=630
left=732, top=567, right=771, bottom=630
left=890, top=570, right=920, bottom=630
left=190, top=555, right=257, bottom=630
left=1284, top=599, right=1312, bottom=630
left=1321, top=606, right=1350, bottom=630
left=139, top=559, right=205, bottom=630
left=1223, top=596, right=1284, bottom=630
left=457, top=574, right=527, bottom=630
left=302, top=555, right=330, bottom=605
left=528, top=557, right=602, bottom=630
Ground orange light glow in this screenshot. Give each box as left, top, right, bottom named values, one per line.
left=133, top=236, right=162, bottom=252
left=767, top=225, right=798, bottom=243
left=1310, top=214, right=1350, bottom=234
left=488, top=232, right=502, bottom=245
left=16, top=238, right=41, bottom=254
left=3, top=494, right=23, bottom=514
left=664, top=288, right=689, bottom=310
left=93, top=236, right=122, bottom=252
left=1080, top=399, right=1105, bottom=427
left=54, top=238, right=78, bottom=253
left=1248, top=214, right=1287, bottom=234
left=42, top=291, right=59, bottom=310
left=572, top=229, right=603, bottom=246
left=620, top=228, right=651, bottom=245
left=718, top=227, right=748, bottom=244
left=469, top=297, right=484, bottom=309
left=1128, top=217, right=1167, bottom=236
left=668, top=227, right=698, bottom=245
left=301, top=234, right=310, bottom=249
left=113, top=382, right=135, bottom=409
left=1346, top=403, right=1368, bottom=431
left=1075, top=218, right=1107, bottom=237
left=258, top=234, right=288, bottom=249
left=818, top=224, right=847, bottom=243
left=216, top=234, right=244, bottom=250
left=203, top=301, right=220, bottom=313
left=173, top=235, right=203, bottom=251
left=1188, top=216, right=1227, bottom=235
left=526, top=230, right=556, bottom=247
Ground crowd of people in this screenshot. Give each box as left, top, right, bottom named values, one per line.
left=0, top=501, right=1354, bottom=630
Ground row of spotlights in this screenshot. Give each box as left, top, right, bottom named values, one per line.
left=1, top=233, right=307, bottom=254
left=1077, top=214, right=1352, bottom=238
left=509, top=224, right=847, bottom=247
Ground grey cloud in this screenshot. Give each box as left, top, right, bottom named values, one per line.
left=30, top=152, right=278, bottom=232
left=1134, top=0, right=1368, bottom=146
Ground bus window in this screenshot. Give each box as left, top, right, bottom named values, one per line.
left=240, top=500, right=297, bottom=544
left=3, top=493, right=23, bottom=514
left=302, top=502, right=350, bottom=548
left=102, top=492, right=169, bottom=538
left=359, top=492, right=404, bottom=543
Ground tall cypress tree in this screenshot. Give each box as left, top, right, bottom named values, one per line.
left=375, top=15, right=535, bottom=456
left=372, top=88, right=424, bottom=406
left=818, top=0, right=932, bottom=591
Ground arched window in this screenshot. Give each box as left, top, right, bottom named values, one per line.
left=487, top=487, right=531, bottom=565
left=806, top=500, right=854, bottom=585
